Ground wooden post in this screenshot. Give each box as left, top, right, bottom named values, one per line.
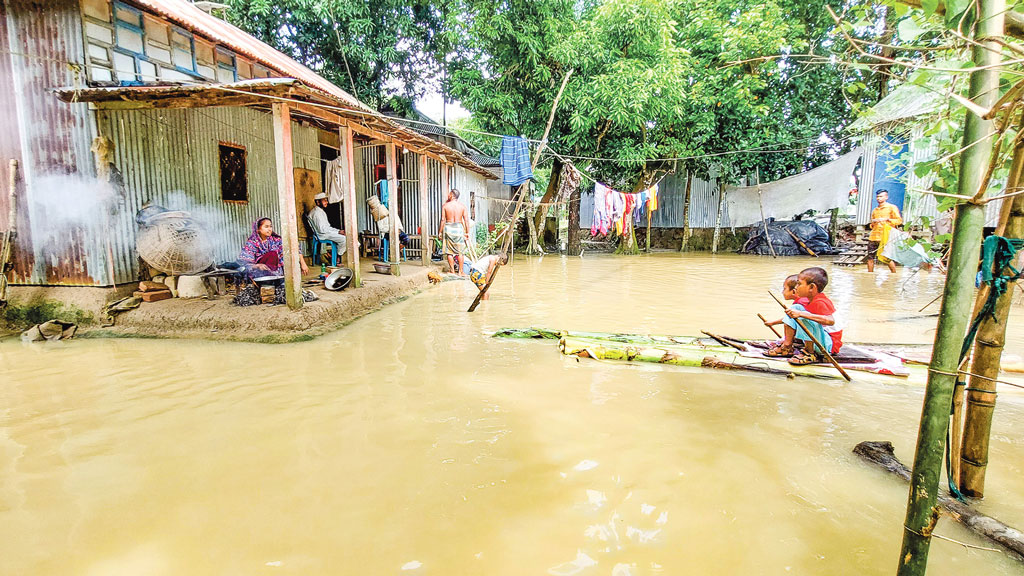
left=959, top=146, right=1024, bottom=497
left=385, top=142, right=400, bottom=275
left=712, top=179, right=724, bottom=254
left=418, top=153, right=430, bottom=266
left=341, top=124, right=361, bottom=287
left=756, top=168, right=776, bottom=258
left=897, top=0, right=1003, bottom=570
left=273, top=102, right=303, bottom=310
left=680, top=172, right=693, bottom=252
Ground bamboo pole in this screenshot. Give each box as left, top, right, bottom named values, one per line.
left=272, top=102, right=303, bottom=310
left=680, top=172, right=693, bottom=252
left=341, top=125, right=361, bottom=287
left=768, top=291, right=850, bottom=381
left=758, top=313, right=782, bottom=338
left=385, top=142, right=400, bottom=275
left=897, top=0, right=1003, bottom=569
left=959, top=158, right=1024, bottom=497
left=1, top=160, right=17, bottom=307
left=756, top=168, right=777, bottom=258
left=469, top=69, right=573, bottom=312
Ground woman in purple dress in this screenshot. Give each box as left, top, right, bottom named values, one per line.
left=238, top=217, right=307, bottom=279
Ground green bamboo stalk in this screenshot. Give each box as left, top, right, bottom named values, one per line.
left=897, top=0, right=1004, bottom=570
left=960, top=174, right=1024, bottom=497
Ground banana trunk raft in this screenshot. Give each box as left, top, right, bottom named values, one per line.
left=493, top=328, right=925, bottom=381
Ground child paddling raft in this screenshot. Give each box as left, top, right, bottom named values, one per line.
left=765, top=267, right=844, bottom=366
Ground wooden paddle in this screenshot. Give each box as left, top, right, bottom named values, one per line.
left=701, top=330, right=746, bottom=351
left=757, top=313, right=782, bottom=338
left=768, top=291, right=851, bottom=381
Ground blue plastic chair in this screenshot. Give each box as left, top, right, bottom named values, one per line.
left=379, top=235, right=406, bottom=263
left=306, top=216, right=339, bottom=267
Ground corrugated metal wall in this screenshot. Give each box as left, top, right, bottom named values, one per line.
left=96, top=106, right=320, bottom=283
left=454, top=165, right=488, bottom=229
left=857, top=129, right=1002, bottom=228
left=580, top=171, right=724, bottom=230
left=4, top=0, right=101, bottom=285
left=355, top=146, right=447, bottom=240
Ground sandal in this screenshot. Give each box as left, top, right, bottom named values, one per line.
left=764, top=343, right=794, bottom=357
left=789, top=349, right=823, bottom=366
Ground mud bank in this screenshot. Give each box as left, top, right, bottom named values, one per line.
left=5, top=263, right=443, bottom=343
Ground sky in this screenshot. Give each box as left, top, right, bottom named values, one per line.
left=416, top=89, right=471, bottom=125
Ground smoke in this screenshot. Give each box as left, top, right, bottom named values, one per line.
left=29, top=174, right=121, bottom=229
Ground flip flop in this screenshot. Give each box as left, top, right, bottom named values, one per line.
left=789, top=350, right=823, bottom=366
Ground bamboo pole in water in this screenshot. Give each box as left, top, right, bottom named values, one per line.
left=680, top=173, right=693, bottom=252
left=469, top=70, right=574, bottom=311
left=897, top=0, right=1003, bottom=569
left=712, top=178, right=724, bottom=254
left=756, top=168, right=777, bottom=258
left=959, top=147, right=1024, bottom=497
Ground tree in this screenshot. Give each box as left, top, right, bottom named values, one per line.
left=225, top=0, right=451, bottom=109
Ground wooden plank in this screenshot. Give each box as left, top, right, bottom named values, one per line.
left=341, top=125, right=361, bottom=287
left=385, top=141, right=401, bottom=275
left=293, top=167, right=321, bottom=245
left=273, top=102, right=303, bottom=310
left=419, top=153, right=430, bottom=266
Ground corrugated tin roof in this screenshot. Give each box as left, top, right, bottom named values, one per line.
left=125, top=0, right=368, bottom=111
left=847, top=82, right=947, bottom=133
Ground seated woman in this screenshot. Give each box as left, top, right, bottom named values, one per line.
left=238, top=217, right=308, bottom=279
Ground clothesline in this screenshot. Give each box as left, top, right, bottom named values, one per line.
left=483, top=196, right=569, bottom=209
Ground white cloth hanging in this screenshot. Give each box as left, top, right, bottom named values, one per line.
left=724, top=148, right=862, bottom=227
left=325, top=157, right=348, bottom=204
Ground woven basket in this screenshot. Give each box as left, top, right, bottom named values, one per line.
left=367, top=196, right=389, bottom=221
left=136, top=212, right=214, bottom=275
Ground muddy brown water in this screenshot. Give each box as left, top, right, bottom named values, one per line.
left=2, top=254, right=1024, bottom=575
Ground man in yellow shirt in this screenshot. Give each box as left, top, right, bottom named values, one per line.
left=867, top=189, right=902, bottom=272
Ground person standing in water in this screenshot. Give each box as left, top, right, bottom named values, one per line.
left=440, top=189, right=470, bottom=275
left=866, top=189, right=902, bottom=273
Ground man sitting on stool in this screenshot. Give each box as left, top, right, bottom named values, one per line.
left=307, top=192, right=348, bottom=258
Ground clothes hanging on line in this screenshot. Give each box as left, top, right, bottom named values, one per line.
left=591, top=183, right=612, bottom=236
left=555, top=163, right=583, bottom=203
left=501, top=136, right=534, bottom=186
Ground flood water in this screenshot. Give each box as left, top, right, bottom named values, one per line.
left=3, top=253, right=1024, bottom=575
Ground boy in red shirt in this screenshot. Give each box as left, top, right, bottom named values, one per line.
left=765, top=267, right=843, bottom=365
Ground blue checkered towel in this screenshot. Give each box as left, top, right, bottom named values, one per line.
left=501, top=136, right=534, bottom=186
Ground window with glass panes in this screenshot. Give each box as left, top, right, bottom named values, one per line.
left=112, top=1, right=148, bottom=83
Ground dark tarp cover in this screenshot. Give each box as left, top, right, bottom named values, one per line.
left=740, top=219, right=838, bottom=256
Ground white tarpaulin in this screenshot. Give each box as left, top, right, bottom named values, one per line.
left=724, top=148, right=862, bottom=227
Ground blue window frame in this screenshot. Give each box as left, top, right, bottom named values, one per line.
left=112, top=0, right=147, bottom=83
left=216, top=47, right=238, bottom=82
left=170, top=26, right=201, bottom=77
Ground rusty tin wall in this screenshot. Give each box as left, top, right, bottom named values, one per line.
left=96, top=106, right=320, bottom=282
left=4, top=0, right=101, bottom=285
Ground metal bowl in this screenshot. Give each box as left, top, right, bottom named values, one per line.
left=324, top=268, right=354, bottom=291
left=372, top=263, right=391, bottom=275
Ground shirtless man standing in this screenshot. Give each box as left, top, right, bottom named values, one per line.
left=440, top=189, right=470, bottom=274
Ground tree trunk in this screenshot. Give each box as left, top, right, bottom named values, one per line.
left=680, top=172, right=693, bottom=251
left=829, top=207, right=839, bottom=246
left=532, top=157, right=563, bottom=244
left=897, top=0, right=1004, bottom=571
left=959, top=150, right=1024, bottom=497
left=567, top=183, right=582, bottom=256
left=857, top=441, right=1024, bottom=561
left=712, top=178, right=724, bottom=254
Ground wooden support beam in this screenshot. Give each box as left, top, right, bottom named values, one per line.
left=385, top=141, right=401, bottom=275
left=273, top=102, right=303, bottom=310
left=419, top=153, right=430, bottom=266
left=341, top=124, right=361, bottom=288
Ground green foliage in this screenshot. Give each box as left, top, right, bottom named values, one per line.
left=224, top=0, right=451, bottom=108
left=447, top=0, right=874, bottom=191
